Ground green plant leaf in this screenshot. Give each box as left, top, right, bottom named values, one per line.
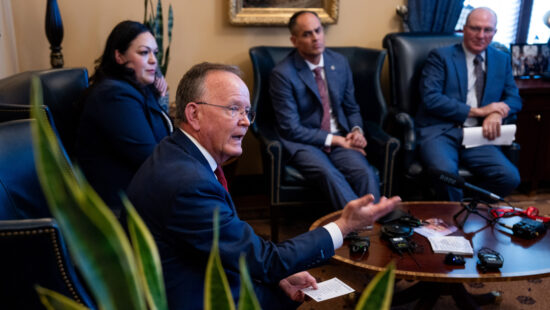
left=36, top=286, right=90, bottom=310
left=204, top=208, right=235, bottom=310
left=355, top=262, right=395, bottom=310
left=30, top=76, right=146, bottom=310
left=237, top=255, right=261, bottom=310
left=124, top=195, right=168, bottom=310
left=167, top=4, right=173, bottom=43
left=154, top=0, right=164, bottom=67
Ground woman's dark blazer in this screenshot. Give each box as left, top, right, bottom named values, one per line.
left=76, top=78, right=172, bottom=213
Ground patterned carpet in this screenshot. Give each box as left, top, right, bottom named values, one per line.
left=241, top=191, right=550, bottom=310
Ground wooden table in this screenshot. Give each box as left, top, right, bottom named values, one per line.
left=310, top=201, right=550, bottom=309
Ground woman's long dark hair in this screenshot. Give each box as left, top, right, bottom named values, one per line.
left=90, top=20, right=154, bottom=88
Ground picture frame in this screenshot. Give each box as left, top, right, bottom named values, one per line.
left=228, top=0, right=339, bottom=26
left=510, top=43, right=550, bottom=78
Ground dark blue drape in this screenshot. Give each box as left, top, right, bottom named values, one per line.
left=407, top=0, right=464, bottom=33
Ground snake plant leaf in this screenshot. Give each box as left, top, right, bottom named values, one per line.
left=123, top=195, right=168, bottom=310
left=355, top=261, right=395, bottom=310
left=30, top=76, right=146, bottom=310
left=237, top=255, right=261, bottom=310
left=204, top=208, right=235, bottom=310
left=167, top=4, right=173, bottom=43
left=161, top=45, right=171, bottom=77
left=36, top=286, right=90, bottom=310
left=154, top=0, right=164, bottom=68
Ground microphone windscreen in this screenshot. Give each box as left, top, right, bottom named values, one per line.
left=427, top=167, right=465, bottom=188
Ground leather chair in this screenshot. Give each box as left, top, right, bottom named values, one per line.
left=0, top=119, right=94, bottom=309
left=383, top=32, right=520, bottom=200
left=0, top=68, right=89, bottom=158
left=249, top=46, right=400, bottom=241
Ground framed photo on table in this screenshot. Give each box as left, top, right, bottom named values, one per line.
left=228, top=0, right=339, bottom=26
left=510, top=43, right=550, bottom=78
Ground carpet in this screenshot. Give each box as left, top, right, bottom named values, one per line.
left=297, top=197, right=550, bottom=310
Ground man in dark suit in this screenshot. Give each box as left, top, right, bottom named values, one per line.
left=270, top=11, right=380, bottom=209
left=127, top=62, right=401, bottom=309
left=416, top=7, right=522, bottom=201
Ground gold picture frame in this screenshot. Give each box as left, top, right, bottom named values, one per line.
left=229, top=0, right=339, bottom=26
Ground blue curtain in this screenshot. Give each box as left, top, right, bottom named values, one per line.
left=407, top=0, right=464, bottom=33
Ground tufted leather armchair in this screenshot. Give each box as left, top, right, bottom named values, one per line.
left=383, top=32, right=520, bottom=200
left=0, top=119, right=94, bottom=308
left=0, top=68, right=88, bottom=158
left=249, top=46, right=400, bottom=241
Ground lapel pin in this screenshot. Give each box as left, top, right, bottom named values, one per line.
left=331, top=65, right=335, bottom=71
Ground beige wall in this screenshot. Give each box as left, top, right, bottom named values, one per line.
left=11, top=0, right=404, bottom=175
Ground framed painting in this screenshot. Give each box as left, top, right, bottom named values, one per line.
left=510, top=43, right=550, bottom=78
left=229, top=0, right=339, bottom=26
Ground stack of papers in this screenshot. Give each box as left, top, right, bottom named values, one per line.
left=426, top=236, right=474, bottom=255
left=462, top=124, right=516, bottom=148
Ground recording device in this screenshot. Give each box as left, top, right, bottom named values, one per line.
left=377, top=209, right=422, bottom=227
left=477, top=248, right=503, bottom=271
left=444, top=253, right=466, bottom=266
left=388, top=237, right=411, bottom=254
left=381, top=224, right=413, bottom=239
left=499, top=218, right=546, bottom=239
left=348, top=235, right=370, bottom=255
left=428, top=168, right=506, bottom=202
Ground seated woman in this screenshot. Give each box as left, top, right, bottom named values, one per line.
left=76, top=20, right=173, bottom=216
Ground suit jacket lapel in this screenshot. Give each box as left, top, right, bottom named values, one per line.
left=452, top=44, right=468, bottom=102
left=293, top=51, right=323, bottom=104
left=172, top=129, right=212, bottom=170
left=171, top=130, right=237, bottom=211
left=323, top=52, right=340, bottom=112
left=483, top=47, right=496, bottom=106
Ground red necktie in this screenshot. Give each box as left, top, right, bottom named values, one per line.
left=313, top=67, right=331, bottom=132
left=313, top=67, right=331, bottom=152
left=214, top=166, right=228, bottom=191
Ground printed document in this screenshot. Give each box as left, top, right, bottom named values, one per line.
left=427, top=235, right=474, bottom=255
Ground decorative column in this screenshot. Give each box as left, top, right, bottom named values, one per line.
left=45, top=0, right=64, bottom=68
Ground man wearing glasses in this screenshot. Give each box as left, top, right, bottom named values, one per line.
left=127, top=62, right=400, bottom=309
left=416, top=7, right=522, bottom=201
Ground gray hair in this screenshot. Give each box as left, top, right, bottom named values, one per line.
left=175, top=62, right=242, bottom=122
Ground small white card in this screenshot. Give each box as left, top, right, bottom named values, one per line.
left=301, top=277, right=355, bottom=302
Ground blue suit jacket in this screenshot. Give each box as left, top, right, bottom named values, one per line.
left=76, top=78, right=171, bottom=212
left=127, top=129, right=334, bottom=310
left=270, top=49, right=363, bottom=156
left=416, top=44, right=522, bottom=144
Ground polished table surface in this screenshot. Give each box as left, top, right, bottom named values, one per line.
left=310, top=201, right=550, bottom=283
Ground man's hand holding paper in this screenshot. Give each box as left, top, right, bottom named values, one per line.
left=462, top=124, right=516, bottom=148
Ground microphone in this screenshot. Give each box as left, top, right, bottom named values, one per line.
left=427, top=168, right=506, bottom=202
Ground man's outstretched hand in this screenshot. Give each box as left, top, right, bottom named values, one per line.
left=334, top=194, right=401, bottom=236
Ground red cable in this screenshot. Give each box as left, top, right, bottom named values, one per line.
left=490, top=206, right=550, bottom=223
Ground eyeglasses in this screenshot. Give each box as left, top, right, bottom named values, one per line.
left=196, top=102, right=256, bottom=124
left=466, top=25, right=495, bottom=34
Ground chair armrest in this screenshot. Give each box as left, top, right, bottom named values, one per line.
left=364, top=121, right=400, bottom=196
left=502, top=142, right=520, bottom=166
left=252, top=130, right=284, bottom=205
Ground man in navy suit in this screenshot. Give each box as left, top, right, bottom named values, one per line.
left=127, top=62, right=401, bottom=309
left=416, top=7, right=522, bottom=201
left=270, top=11, right=380, bottom=209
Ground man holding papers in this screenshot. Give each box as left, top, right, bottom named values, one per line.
left=416, top=7, right=522, bottom=201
